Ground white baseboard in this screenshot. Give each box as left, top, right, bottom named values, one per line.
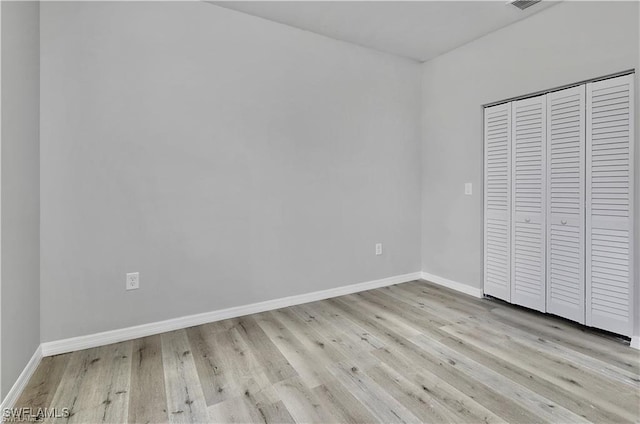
left=420, top=271, right=484, bottom=298
left=631, top=336, right=640, bottom=350
left=0, top=345, right=42, bottom=411
left=41, top=271, right=422, bottom=357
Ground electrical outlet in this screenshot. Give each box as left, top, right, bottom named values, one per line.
left=465, top=183, right=472, bottom=195
left=126, top=272, right=139, bottom=290
left=375, top=243, right=383, bottom=256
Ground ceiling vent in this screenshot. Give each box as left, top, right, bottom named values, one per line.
left=510, top=0, right=541, bottom=10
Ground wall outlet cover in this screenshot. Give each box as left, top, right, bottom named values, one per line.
left=126, top=272, right=139, bottom=290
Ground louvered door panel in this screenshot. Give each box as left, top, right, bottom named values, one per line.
left=586, top=74, right=634, bottom=337
left=511, top=95, right=546, bottom=311
left=546, top=85, right=585, bottom=323
left=484, top=103, right=511, bottom=302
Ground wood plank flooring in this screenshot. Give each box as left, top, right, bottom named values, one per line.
left=14, top=280, right=640, bottom=423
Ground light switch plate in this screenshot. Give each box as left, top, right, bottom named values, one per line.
left=464, top=183, right=472, bottom=195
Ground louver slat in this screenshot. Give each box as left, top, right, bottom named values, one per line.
left=546, top=85, right=585, bottom=323
left=511, top=95, right=546, bottom=312
left=586, top=75, right=634, bottom=337
left=484, top=103, right=511, bottom=302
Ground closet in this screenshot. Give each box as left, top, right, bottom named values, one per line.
left=483, top=73, right=635, bottom=337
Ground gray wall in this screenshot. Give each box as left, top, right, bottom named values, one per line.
left=39, top=2, right=422, bottom=342
left=635, top=2, right=639, bottom=343
left=420, top=2, right=639, bottom=297
left=1, top=1, right=40, bottom=398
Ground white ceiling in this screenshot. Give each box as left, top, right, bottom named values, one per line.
left=211, top=1, right=558, bottom=62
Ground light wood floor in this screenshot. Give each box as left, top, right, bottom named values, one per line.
left=15, top=280, right=640, bottom=423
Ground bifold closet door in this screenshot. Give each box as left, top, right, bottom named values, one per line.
left=484, top=103, right=512, bottom=302
left=586, top=74, right=635, bottom=336
left=511, top=95, right=546, bottom=312
left=546, top=85, right=586, bottom=323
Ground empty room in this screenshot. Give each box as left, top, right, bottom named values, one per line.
left=0, top=0, right=639, bottom=422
